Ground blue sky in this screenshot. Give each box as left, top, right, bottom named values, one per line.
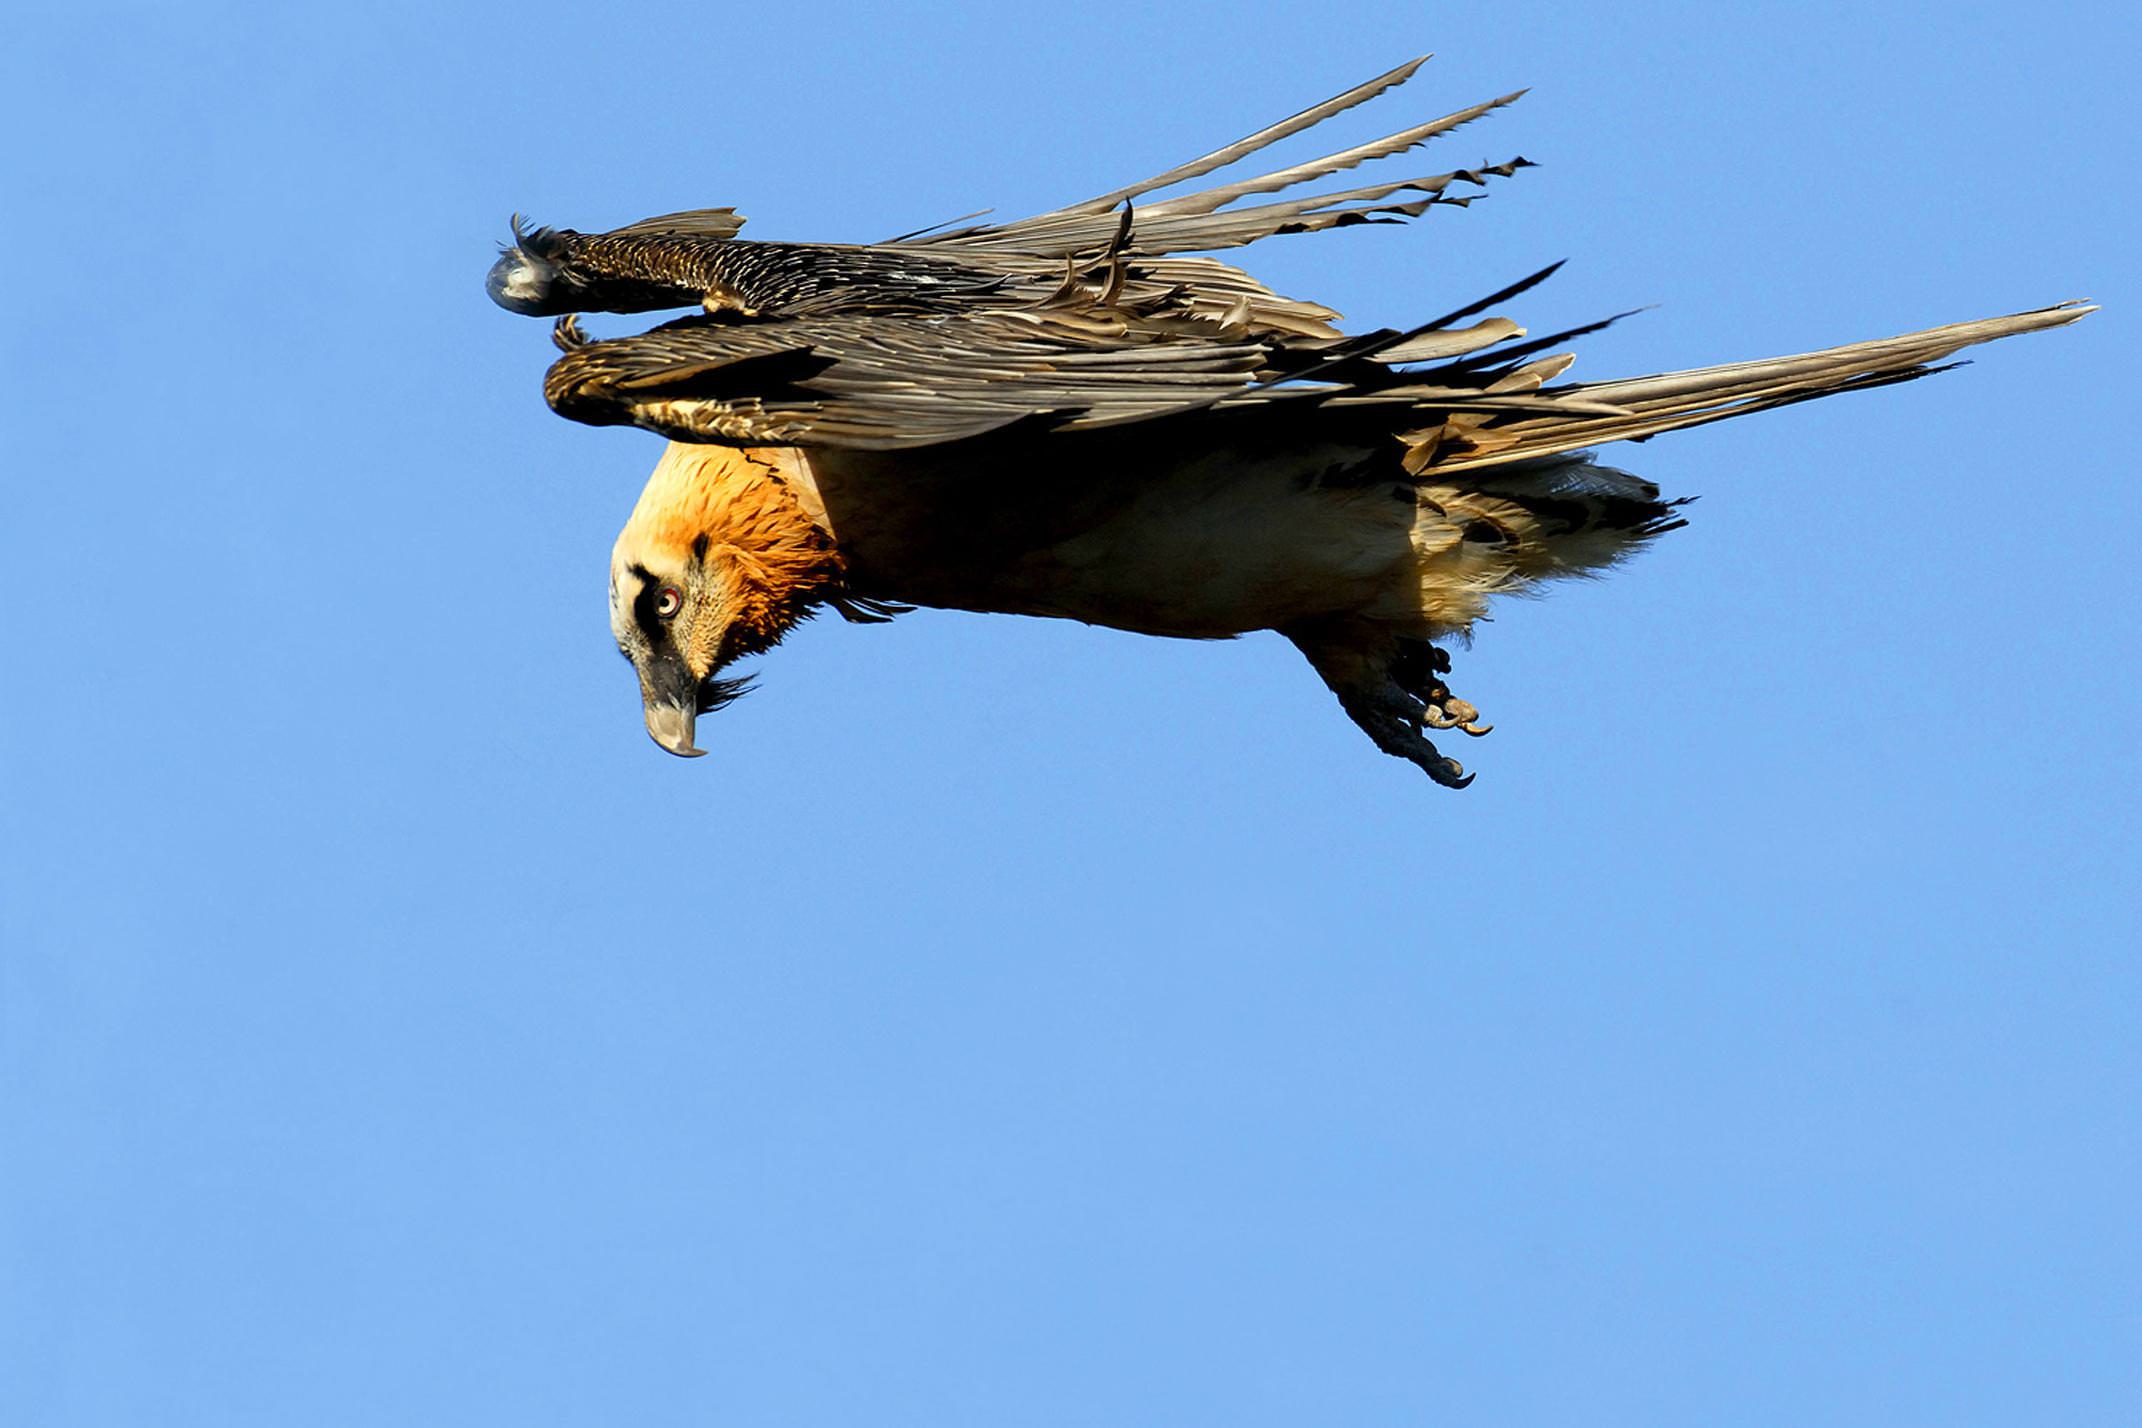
left=2, top=2, right=2135, bottom=1424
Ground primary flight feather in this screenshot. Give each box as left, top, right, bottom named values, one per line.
left=489, top=55, right=2089, bottom=787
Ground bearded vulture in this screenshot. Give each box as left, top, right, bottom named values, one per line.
left=487, top=56, right=2089, bottom=787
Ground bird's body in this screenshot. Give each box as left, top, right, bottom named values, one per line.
left=508, top=56, right=2091, bottom=786
left=618, top=419, right=1686, bottom=779
left=639, top=428, right=1427, bottom=638
left=669, top=424, right=1656, bottom=638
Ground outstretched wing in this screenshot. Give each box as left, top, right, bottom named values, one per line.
left=504, top=58, right=2090, bottom=458
left=523, top=58, right=1554, bottom=448
left=543, top=284, right=2094, bottom=457
left=494, top=57, right=1530, bottom=338
left=542, top=308, right=1281, bottom=449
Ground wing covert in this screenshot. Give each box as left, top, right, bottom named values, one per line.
left=543, top=309, right=1277, bottom=449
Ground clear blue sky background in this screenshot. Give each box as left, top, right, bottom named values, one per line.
left=3, top=2, right=2135, bottom=1424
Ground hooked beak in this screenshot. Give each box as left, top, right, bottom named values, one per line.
left=642, top=697, right=705, bottom=757
left=635, top=655, right=751, bottom=760
left=637, top=650, right=710, bottom=758
left=642, top=698, right=705, bottom=757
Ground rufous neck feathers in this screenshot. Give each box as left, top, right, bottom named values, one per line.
left=623, top=443, right=844, bottom=650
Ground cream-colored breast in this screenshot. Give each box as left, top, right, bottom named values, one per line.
left=788, top=437, right=1420, bottom=638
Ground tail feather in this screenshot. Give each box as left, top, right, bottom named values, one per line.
left=1410, top=301, right=2095, bottom=473
left=1416, top=456, right=1689, bottom=599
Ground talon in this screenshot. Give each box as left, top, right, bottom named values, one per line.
left=1307, top=637, right=1484, bottom=793
left=552, top=315, right=589, bottom=352
left=1432, top=757, right=1474, bottom=789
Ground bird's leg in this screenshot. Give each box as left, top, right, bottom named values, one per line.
left=1287, top=624, right=1483, bottom=788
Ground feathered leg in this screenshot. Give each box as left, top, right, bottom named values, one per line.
left=1289, top=455, right=1681, bottom=787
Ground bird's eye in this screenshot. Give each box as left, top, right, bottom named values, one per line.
left=655, top=585, right=684, bottom=619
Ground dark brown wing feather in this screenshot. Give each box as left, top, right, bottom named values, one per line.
left=544, top=308, right=1278, bottom=449
left=508, top=57, right=1529, bottom=334
left=511, top=60, right=2090, bottom=457
left=545, top=286, right=2093, bottom=455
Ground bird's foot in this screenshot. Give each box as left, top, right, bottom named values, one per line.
left=1393, top=640, right=1493, bottom=737
left=1290, top=626, right=1487, bottom=789
left=1338, top=685, right=1476, bottom=788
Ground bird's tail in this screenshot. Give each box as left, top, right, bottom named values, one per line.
left=1393, top=301, right=2095, bottom=475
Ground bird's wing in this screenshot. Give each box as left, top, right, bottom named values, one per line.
left=605, top=207, right=749, bottom=240
left=496, top=58, right=1527, bottom=331
left=542, top=308, right=1283, bottom=449
left=539, top=218, right=2094, bottom=460
left=537, top=263, right=1644, bottom=452
left=894, top=58, right=1529, bottom=344
left=909, top=57, right=1530, bottom=259
left=513, top=60, right=2091, bottom=460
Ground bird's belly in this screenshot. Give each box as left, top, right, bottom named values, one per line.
left=1005, top=479, right=1416, bottom=636
left=798, top=440, right=1419, bottom=638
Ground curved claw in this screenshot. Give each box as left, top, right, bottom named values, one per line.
left=1430, top=757, right=1474, bottom=789
left=1459, top=720, right=1494, bottom=737
left=552, top=315, right=589, bottom=352
left=1422, top=706, right=1461, bottom=729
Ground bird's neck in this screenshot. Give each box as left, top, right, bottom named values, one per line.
left=625, top=443, right=844, bottom=650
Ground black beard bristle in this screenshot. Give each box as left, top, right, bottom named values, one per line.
left=696, top=674, right=756, bottom=715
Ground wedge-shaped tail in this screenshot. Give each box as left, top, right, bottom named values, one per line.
left=1393, top=301, right=2095, bottom=474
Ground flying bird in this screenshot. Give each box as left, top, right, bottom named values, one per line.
left=489, top=56, right=2089, bottom=787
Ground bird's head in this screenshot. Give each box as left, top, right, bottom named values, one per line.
left=486, top=215, right=578, bottom=316
left=608, top=444, right=839, bottom=758
left=608, top=530, right=754, bottom=758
